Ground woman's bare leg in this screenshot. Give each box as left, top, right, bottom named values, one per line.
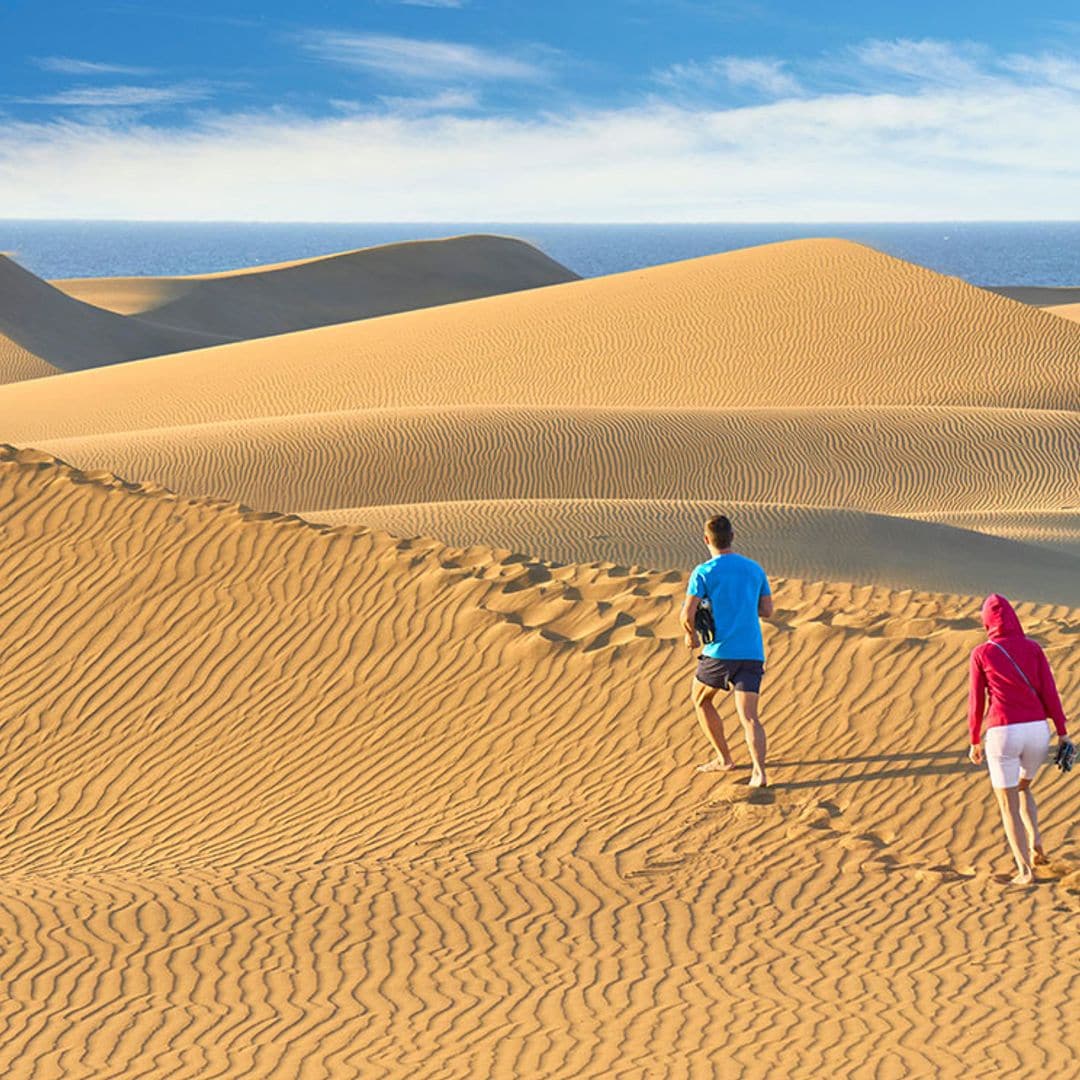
left=1017, top=779, right=1047, bottom=864
left=994, top=786, right=1033, bottom=884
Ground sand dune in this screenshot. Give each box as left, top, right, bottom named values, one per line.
left=0, top=447, right=1075, bottom=1077
left=6, top=238, right=1077, bottom=609
left=2, top=239, right=1078, bottom=447
left=0, top=254, right=228, bottom=372
left=2, top=232, right=1078, bottom=1076
left=34, top=405, right=1079, bottom=582
left=54, top=234, right=578, bottom=339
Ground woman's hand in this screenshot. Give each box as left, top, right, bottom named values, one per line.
left=684, top=632, right=699, bottom=651
left=968, top=743, right=983, bottom=765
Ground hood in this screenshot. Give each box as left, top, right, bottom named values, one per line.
left=981, top=593, right=1024, bottom=640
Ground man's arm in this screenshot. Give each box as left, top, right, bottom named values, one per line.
left=758, top=572, right=774, bottom=619
left=681, top=595, right=700, bottom=650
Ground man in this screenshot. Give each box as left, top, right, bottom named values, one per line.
left=680, top=514, right=773, bottom=787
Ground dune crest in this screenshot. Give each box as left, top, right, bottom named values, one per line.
left=0, top=253, right=229, bottom=373
left=54, top=233, right=579, bottom=338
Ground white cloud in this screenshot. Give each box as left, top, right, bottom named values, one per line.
left=1, top=41, right=1078, bottom=222
left=658, top=56, right=801, bottom=97
left=34, top=57, right=154, bottom=76
left=15, top=84, right=213, bottom=108
left=301, top=31, right=543, bottom=82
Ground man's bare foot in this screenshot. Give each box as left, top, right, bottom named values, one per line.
left=696, top=757, right=735, bottom=773
left=748, top=771, right=767, bottom=788
left=1033, top=847, right=1050, bottom=866
left=1010, top=870, right=1034, bottom=886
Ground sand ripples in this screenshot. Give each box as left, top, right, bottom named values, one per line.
left=0, top=449, right=1075, bottom=1076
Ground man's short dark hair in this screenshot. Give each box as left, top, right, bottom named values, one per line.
left=704, top=515, right=733, bottom=549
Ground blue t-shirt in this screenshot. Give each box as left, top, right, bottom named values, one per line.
left=687, top=553, right=771, bottom=661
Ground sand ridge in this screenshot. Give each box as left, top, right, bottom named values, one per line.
left=0, top=253, right=229, bottom=373
left=0, top=446, right=1075, bottom=1077
left=54, top=234, right=579, bottom=338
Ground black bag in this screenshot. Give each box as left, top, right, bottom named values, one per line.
left=1055, top=738, right=1076, bottom=773
left=694, top=600, right=716, bottom=645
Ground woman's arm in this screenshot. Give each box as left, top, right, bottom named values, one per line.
left=968, top=650, right=987, bottom=747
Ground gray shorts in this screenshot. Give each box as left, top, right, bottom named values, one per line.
left=695, top=657, right=764, bottom=693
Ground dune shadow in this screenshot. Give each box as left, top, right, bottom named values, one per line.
left=769, top=750, right=969, bottom=790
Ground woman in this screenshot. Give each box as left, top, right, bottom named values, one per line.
left=969, top=594, right=1070, bottom=885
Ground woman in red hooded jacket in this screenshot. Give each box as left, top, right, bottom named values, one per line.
left=969, top=594, right=1070, bottom=885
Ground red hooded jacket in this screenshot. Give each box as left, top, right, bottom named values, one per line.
left=968, top=594, right=1068, bottom=745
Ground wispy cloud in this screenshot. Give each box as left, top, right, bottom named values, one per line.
left=1002, top=52, right=1080, bottom=91
left=657, top=56, right=801, bottom=97
left=377, top=88, right=480, bottom=113
left=301, top=31, right=544, bottom=81
left=33, top=56, right=154, bottom=76
left=849, top=38, right=988, bottom=87
left=16, top=84, right=213, bottom=108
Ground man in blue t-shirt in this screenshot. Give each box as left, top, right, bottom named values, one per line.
left=680, top=514, right=773, bottom=787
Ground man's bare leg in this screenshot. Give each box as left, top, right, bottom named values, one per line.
left=1017, top=778, right=1048, bottom=865
left=734, top=690, right=767, bottom=787
left=993, top=786, right=1033, bottom=884
left=691, top=678, right=735, bottom=771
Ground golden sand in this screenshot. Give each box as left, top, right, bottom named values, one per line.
left=0, top=447, right=1075, bottom=1077
left=0, top=237, right=1077, bottom=1076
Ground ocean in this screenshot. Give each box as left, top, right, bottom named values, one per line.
left=2, top=220, right=1079, bottom=285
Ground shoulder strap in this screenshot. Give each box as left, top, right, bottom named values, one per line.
left=990, top=641, right=1043, bottom=706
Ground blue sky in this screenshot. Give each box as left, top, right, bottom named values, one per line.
left=1, top=1, right=1079, bottom=219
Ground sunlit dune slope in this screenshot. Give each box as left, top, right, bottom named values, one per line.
left=2, top=239, right=1078, bottom=445
left=54, top=234, right=578, bottom=338
left=0, top=446, right=1076, bottom=1078
left=1046, top=303, right=1080, bottom=324
left=303, top=498, right=1080, bottom=605
left=0, top=254, right=228, bottom=372
left=35, top=404, right=1080, bottom=562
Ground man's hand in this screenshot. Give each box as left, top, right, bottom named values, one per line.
left=684, top=632, right=699, bottom=651
left=968, top=743, right=983, bottom=765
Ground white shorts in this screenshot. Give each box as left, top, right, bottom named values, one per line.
left=984, top=722, right=1051, bottom=789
